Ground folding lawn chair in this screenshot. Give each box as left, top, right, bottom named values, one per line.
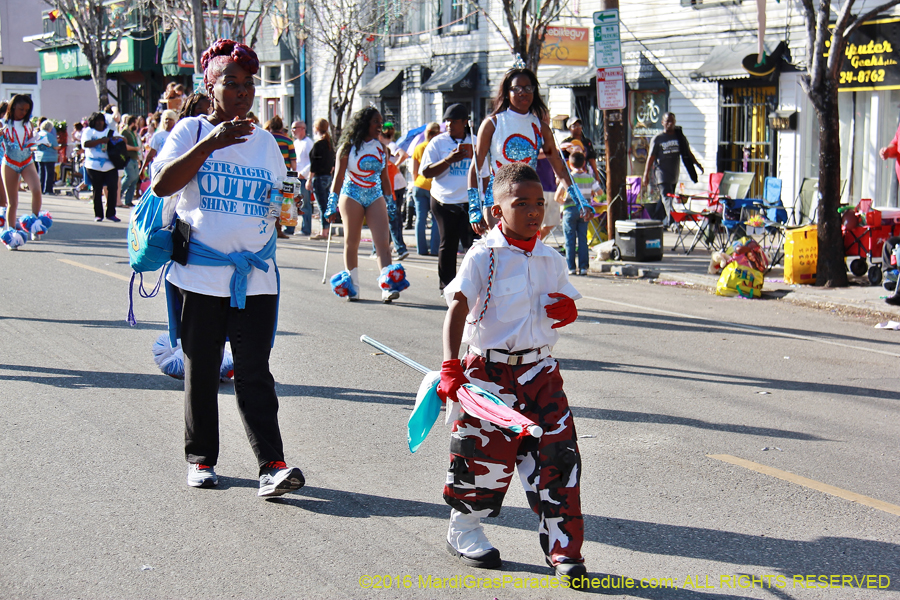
left=684, top=173, right=729, bottom=253
left=757, top=177, right=788, bottom=269
left=585, top=200, right=608, bottom=247
left=718, top=172, right=756, bottom=247
left=788, top=178, right=818, bottom=226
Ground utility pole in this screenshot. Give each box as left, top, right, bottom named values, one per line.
left=599, top=0, right=627, bottom=238
left=191, top=0, right=206, bottom=74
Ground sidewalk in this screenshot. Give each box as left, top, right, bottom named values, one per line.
left=285, top=215, right=900, bottom=320
left=584, top=229, right=900, bottom=320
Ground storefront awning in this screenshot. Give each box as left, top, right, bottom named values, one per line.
left=39, top=37, right=160, bottom=80
left=546, top=64, right=595, bottom=87
left=161, top=32, right=195, bottom=76
left=691, top=42, right=776, bottom=81
left=422, top=62, right=478, bottom=93
left=359, top=69, right=403, bottom=97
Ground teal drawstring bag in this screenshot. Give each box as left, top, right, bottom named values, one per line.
left=408, top=371, right=442, bottom=453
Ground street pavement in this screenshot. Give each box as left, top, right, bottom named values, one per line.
left=1, top=192, right=898, bottom=599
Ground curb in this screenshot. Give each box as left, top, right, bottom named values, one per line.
left=590, top=261, right=659, bottom=279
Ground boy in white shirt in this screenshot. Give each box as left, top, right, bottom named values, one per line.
left=436, top=162, right=588, bottom=587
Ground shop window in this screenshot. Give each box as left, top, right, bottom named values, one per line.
left=629, top=89, right=667, bottom=176
left=382, top=97, right=401, bottom=133
left=265, top=98, right=281, bottom=122
left=393, top=0, right=430, bottom=36
left=573, top=87, right=604, bottom=156
left=2, top=72, right=38, bottom=85
left=437, top=0, right=477, bottom=33
left=266, top=65, right=282, bottom=86
left=718, top=84, right=776, bottom=197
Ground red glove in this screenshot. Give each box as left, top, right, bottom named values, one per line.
left=437, top=359, right=468, bottom=404
left=545, top=293, right=577, bottom=329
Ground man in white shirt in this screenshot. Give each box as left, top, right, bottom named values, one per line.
left=292, top=121, right=314, bottom=235
left=421, top=104, right=476, bottom=291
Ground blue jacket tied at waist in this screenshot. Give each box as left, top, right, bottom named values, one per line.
left=165, top=233, right=280, bottom=347
left=188, top=233, right=277, bottom=309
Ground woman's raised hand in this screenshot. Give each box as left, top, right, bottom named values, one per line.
left=205, top=118, right=254, bottom=151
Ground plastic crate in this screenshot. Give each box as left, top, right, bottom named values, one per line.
left=784, top=225, right=817, bottom=284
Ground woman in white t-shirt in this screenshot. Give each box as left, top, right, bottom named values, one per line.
left=151, top=39, right=303, bottom=498
left=81, top=112, right=120, bottom=222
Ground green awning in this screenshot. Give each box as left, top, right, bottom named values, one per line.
left=161, top=32, right=194, bottom=76
left=39, top=37, right=161, bottom=80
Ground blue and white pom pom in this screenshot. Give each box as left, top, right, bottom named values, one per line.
left=219, top=344, right=234, bottom=381
left=378, top=264, right=410, bottom=293
left=37, top=210, right=53, bottom=233
left=152, top=334, right=185, bottom=379
left=330, top=270, right=358, bottom=298
left=1, top=228, right=27, bottom=250
left=18, top=213, right=48, bottom=239
left=152, top=333, right=235, bottom=381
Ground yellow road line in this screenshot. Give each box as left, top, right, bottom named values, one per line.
left=709, top=454, right=900, bottom=517
left=58, top=259, right=131, bottom=282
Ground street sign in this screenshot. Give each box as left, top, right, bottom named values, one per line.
left=593, top=9, right=619, bottom=25
left=597, top=67, right=626, bottom=110
left=592, top=10, right=621, bottom=69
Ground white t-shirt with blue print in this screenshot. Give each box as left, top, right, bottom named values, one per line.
left=420, top=132, right=476, bottom=205
left=155, top=115, right=288, bottom=298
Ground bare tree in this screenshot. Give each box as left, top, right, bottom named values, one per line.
left=146, top=0, right=274, bottom=60
left=475, top=0, right=569, bottom=71
left=285, top=0, right=404, bottom=135
left=799, top=0, right=900, bottom=286
left=43, top=0, right=130, bottom=109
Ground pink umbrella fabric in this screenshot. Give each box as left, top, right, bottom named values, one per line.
left=457, top=384, right=543, bottom=438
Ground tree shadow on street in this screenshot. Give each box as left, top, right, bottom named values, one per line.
left=559, top=357, right=898, bottom=403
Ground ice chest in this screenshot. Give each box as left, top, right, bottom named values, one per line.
left=784, top=224, right=817, bottom=284
left=615, top=219, right=663, bottom=261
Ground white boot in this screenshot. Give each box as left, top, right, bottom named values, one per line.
left=446, top=508, right=500, bottom=568
left=349, top=267, right=360, bottom=302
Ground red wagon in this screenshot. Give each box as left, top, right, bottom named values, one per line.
left=842, top=207, right=900, bottom=285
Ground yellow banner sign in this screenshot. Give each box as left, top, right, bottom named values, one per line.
left=540, top=26, right=590, bottom=67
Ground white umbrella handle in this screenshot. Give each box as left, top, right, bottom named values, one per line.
left=360, top=335, right=430, bottom=375
left=321, top=226, right=333, bottom=284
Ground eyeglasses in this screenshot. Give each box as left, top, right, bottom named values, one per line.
left=510, top=85, right=535, bottom=95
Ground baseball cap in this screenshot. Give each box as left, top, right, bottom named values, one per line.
left=562, top=139, right=585, bottom=153
left=566, top=116, right=582, bottom=129
left=442, top=103, right=469, bottom=121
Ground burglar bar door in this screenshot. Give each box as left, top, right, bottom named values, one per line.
left=718, top=85, right=776, bottom=197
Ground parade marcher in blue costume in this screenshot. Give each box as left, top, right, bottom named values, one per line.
left=467, top=66, right=592, bottom=237
left=1, top=95, right=50, bottom=250
left=151, top=38, right=304, bottom=498
left=326, top=107, right=410, bottom=303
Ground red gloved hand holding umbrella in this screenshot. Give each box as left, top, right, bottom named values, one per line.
left=437, top=359, right=468, bottom=404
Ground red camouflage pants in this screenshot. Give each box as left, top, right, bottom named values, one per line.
left=443, top=354, right=584, bottom=564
